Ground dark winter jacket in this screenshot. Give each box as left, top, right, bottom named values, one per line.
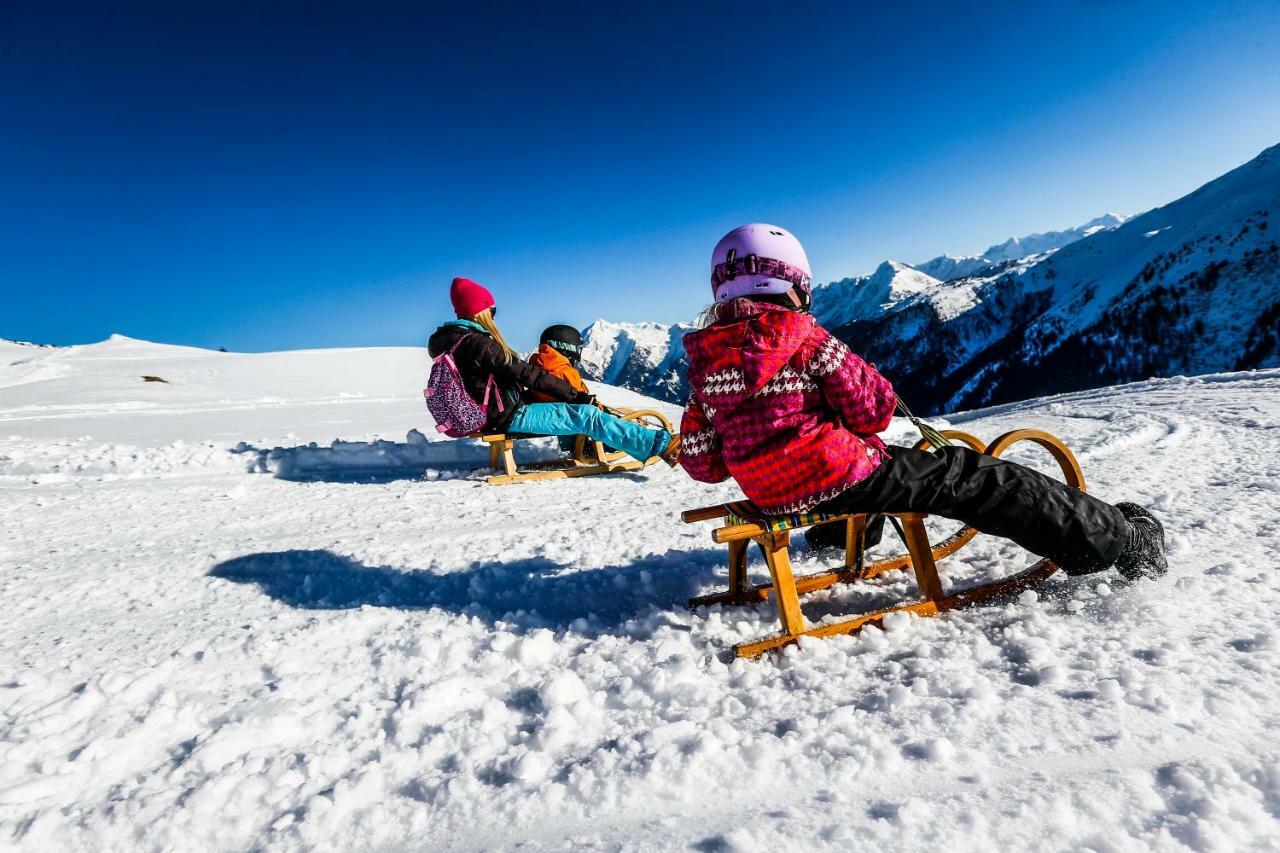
left=427, top=320, right=580, bottom=432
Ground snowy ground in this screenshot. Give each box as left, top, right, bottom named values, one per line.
left=3, top=336, right=1280, bottom=852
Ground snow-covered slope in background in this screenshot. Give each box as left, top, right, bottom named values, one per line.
left=3, top=337, right=1280, bottom=850
left=582, top=146, right=1277, bottom=412
left=844, top=143, right=1280, bottom=413
left=0, top=338, right=57, bottom=358
left=0, top=334, right=671, bottom=480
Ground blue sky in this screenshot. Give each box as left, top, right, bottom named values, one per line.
left=3, top=1, right=1279, bottom=352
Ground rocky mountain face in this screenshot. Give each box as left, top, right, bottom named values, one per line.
left=578, top=319, right=694, bottom=404
left=580, top=145, right=1280, bottom=412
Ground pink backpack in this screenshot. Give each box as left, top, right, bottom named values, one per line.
left=424, top=336, right=503, bottom=438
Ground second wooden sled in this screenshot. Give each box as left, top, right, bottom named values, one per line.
left=481, top=408, right=674, bottom=485
left=683, top=429, right=1086, bottom=658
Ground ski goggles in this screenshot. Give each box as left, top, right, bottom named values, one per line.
left=711, top=252, right=811, bottom=291
left=547, top=340, right=582, bottom=354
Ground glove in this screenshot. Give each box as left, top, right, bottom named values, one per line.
left=572, top=392, right=598, bottom=406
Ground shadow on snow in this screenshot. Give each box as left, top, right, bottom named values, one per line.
left=231, top=430, right=568, bottom=484
left=209, top=547, right=726, bottom=637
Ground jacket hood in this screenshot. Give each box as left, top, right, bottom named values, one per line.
left=427, top=319, right=490, bottom=356
left=443, top=319, right=488, bottom=334
left=683, top=304, right=815, bottom=399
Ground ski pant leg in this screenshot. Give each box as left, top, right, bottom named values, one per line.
left=814, top=446, right=1130, bottom=575
left=507, top=403, right=671, bottom=464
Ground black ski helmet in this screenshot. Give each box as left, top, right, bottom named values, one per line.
left=540, top=325, right=585, bottom=362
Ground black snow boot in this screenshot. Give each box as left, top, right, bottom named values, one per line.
left=1112, top=502, right=1168, bottom=581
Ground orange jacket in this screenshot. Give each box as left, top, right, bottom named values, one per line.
left=527, top=343, right=589, bottom=401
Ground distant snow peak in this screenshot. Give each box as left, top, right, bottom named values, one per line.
left=915, top=212, right=1131, bottom=280
left=811, top=260, right=942, bottom=329
left=569, top=145, right=1280, bottom=412
left=913, top=254, right=991, bottom=281
left=579, top=318, right=695, bottom=403
left=839, top=144, right=1280, bottom=413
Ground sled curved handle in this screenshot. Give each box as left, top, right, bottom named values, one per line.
left=911, top=429, right=986, bottom=454
left=985, top=428, right=1086, bottom=491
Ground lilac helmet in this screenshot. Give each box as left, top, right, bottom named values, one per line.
left=710, top=223, right=812, bottom=305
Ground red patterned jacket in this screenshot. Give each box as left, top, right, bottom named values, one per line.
left=680, top=303, right=896, bottom=514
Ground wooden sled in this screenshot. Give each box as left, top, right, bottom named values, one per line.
left=481, top=408, right=674, bottom=485
left=683, top=428, right=1086, bottom=658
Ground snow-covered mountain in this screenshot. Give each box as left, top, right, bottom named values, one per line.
left=579, top=262, right=945, bottom=404
left=915, top=213, right=1130, bottom=280
left=841, top=144, right=1280, bottom=413
left=582, top=147, right=1277, bottom=411
left=578, top=318, right=695, bottom=405
left=810, top=260, right=943, bottom=329
left=4, top=333, right=1280, bottom=849
left=581, top=214, right=1132, bottom=402
left=577, top=262, right=944, bottom=403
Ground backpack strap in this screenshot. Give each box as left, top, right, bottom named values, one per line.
left=480, top=374, right=504, bottom=413
left=451, top=332, right=505, bottom=415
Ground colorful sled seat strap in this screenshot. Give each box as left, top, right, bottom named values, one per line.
left=724, top=499, right=838, bottom=531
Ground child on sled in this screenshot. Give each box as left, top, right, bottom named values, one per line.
left=678, top=224, right=1166, bottom=581
left=526, top=324, right=599, bottom=455
left=528, top=324, right=589, bottom=401
left=427, top=277, right=680, bottom=467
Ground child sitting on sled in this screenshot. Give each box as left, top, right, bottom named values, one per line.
left=678, top=224, right=1166, bottom=581
left=527, top=324, right=597, bottom=454
left=427, top=277, right=680, bottom=467
left=527, top=325, right=590, bottom=401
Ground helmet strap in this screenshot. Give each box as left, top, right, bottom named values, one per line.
left=788, top=287, right=812, bottom=314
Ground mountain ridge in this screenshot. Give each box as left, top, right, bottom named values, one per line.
left=580, top=144, right=1280, bottom=410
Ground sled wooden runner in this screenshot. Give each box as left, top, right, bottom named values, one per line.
left=682, top=428, right=1086, bottom=658
left=482, top=408, right=674, bottom=486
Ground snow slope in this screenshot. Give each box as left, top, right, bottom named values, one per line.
left=0, top=334, right=669, bottom=480
left=3, top=337, right=1280, bottom=851
left=843, top=143, right=1280, bottom=414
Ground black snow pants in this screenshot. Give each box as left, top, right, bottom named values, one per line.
left=812, top=446, right=1131, bottom=575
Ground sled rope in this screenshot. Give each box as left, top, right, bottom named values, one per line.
left=896, top=395, right=953, bottom=448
